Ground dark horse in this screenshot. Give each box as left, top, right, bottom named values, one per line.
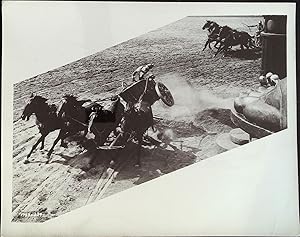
left=214, top=25, right=254, bottom=57
left=21, top=94, right=65, bottom=164
left=202, top=20, right=223, bottom=51
left=116, top=100, right=154, bottom=167
left=114, top=76, right=160, bottom=167
left=46, top=95, right=124, bottom=163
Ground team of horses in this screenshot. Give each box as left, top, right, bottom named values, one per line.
left=202, top=20, right=257, bottom=57
left=21, top=93, right=153, bottom=167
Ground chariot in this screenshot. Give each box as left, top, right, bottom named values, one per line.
left=95, top=77, right=174, bottom=151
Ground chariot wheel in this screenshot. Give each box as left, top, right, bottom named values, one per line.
left=155, top=82, right=174, bottom=107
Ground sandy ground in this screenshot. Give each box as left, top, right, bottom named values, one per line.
left=12, top=16, right=263, bottom=222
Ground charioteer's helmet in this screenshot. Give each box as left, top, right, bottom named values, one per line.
left=146, top=64, right=154, bottom=69
left=148, top=74, right=155, bottom=80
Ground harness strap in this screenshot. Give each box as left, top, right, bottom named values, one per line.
left=64, top=115, right=87, bottom=127
left=138, top=77, right=150, bottom=102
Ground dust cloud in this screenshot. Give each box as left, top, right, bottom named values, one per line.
left=153, top=73, right=233, bottom=121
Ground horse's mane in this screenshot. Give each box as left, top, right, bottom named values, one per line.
left=32, top=95, right=48, bottom=103
left=63, top=94, right=79, bottom=104
left=63, top=94, right=78, bottom=100
left=26, top=95, right=57, bottom=118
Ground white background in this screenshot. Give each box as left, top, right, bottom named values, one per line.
left=4, top=1, right=201, bottom=84
left=1, top=2, right=299, bottom=236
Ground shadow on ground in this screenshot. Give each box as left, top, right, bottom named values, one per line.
left=223, top=48, right=262, bottom=60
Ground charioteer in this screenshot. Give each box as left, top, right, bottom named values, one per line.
left=131, top=63, right=154, bottom=82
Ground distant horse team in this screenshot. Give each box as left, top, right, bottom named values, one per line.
left=202, top=20, right=258, bottom=57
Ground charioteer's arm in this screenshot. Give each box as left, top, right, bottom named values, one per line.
left=132, top=66, right=143, bottom=81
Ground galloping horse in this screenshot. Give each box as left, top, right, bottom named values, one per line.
left=214, top=25, right=254, bottom=57
left=86, top=96, right=125, bottom=147
left=114, top=76, right=160, bottom=167
left=202, top=20, right=223, bottom=51
left=21, top=94, right=65, bottom=164
left=46, top=95, right=92, bottom=162
left=46, top=95, right=125, bottom=163
left=116, top=100, right=154, bottom=167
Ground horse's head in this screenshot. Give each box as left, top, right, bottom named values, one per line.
left=57, top=94, right=89, bottom=120
left=56, top=94, right=76, bottom=118
left=21, top=93, right=47, bottom=121
left=63, top=94, right=78, bottom=104
left=202, top=20, right=212, bottom=30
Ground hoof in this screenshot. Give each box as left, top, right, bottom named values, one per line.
left=109, top=160, right=115, bottom=166
left=82, top=166, right=90, bottom=172
left=23, top=159, right=29, bottom=164
left=134, top=164, right=141, bottom=168
left=60, top=143, right=68, bottom=148
left=86, top=163, right=92, bottom=170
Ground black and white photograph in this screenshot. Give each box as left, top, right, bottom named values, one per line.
left=2, top=2, right=298, bottom=236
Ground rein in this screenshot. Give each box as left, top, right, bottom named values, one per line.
left=67, top=114, right=109, bottom=140
left=66, top=115, right=88, bottom=127
left=138, top=77, right=150, bottom=102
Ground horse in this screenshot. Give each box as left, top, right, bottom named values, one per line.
left=202, top=20, right=223, bottom=51
left=214, top=25, right=254, bottom=57
left=46, top=95, right=124, bottom=164
left=114, top=76, right=159, bottom=167
left=115, top=100, right=154, bottom=167
left=45, top=95, right=92, bottom=162
left=86, top=96, right=125, bottom=147
left=21, top=93, right=65, bottom=164
left=202, top=20, right=218, bottom=33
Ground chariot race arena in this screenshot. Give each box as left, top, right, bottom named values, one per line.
left=12, top=15, right=287, bottom=222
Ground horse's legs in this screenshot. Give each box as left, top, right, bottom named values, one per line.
left=202, top=39, right=210, bottom=51
left=134, top=143, right=142, bottom=167
left=214, top=44, right=226, bottom=57
left=58, top=128, right=70, bottom=148
left=214, top=41, right=220, bottom=49
left=214, top=45, right=222, bottom=57
left=208, top=39, right=212, bottom=49
left=47, top=129, right=68, bottom=163
left=24, top=134, right=46, bottom=164
left=81, top=127, right=88, bottom=138
left=134, top=133, right=143, bottom=167
left=39, top=129, right=51, bottom=150
left=79, top=126, right=89, bottom=144
left=220, top=45, right=229, bottom=57
left=91, top=126, right=103, bottom=146
left=60, top=138, right=68, bottom=148
left=40, top=136, right=45, bottom=150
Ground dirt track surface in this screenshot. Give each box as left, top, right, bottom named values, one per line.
left=12, top=16, right=262, bottom=222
